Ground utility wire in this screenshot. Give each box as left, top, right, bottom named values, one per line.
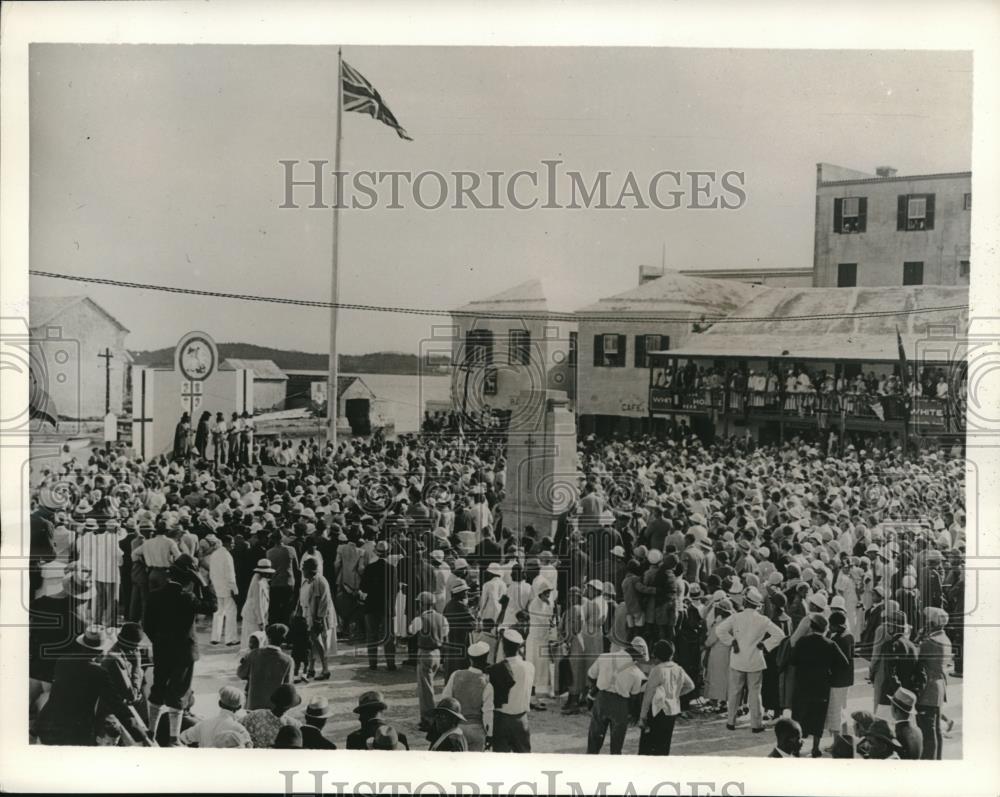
left=29, top=269, right=969, bottom=325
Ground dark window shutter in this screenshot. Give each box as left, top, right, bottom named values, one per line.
left=897, top=195, right=908, bottom=231
left=617, top=335, right=627, bottom=366
left=593, top=334, right=604, bottom=366
left=833, top=198, right=843, bottom=233
left=634, top=334, right=647, bottom=367
left=857, top=197, right=867, bottom=232
left=925, top=194, right=935, bottom=230
left=661, top=335, right=670, bottom=352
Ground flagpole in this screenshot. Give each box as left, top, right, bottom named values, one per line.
left=327, top=47, right=343, bottom=449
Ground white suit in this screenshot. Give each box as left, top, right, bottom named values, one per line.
left=209, top=546, right=239, bottom=644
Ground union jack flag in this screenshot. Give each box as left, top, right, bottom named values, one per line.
left=341, top=59, right=413, bottom=141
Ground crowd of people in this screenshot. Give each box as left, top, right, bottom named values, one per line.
left=652, top=362, right=965, bottom=421
left=27, top=419, right=965, bottom=758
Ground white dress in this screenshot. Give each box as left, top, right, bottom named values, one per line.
left=525, top=596, right=554, bottom=695
left=240, top=575, right=270, bottom=650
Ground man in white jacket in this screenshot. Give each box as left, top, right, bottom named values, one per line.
left=714, top=586, right=785, bottom=733
left=208, top=535, right=239, bottom=645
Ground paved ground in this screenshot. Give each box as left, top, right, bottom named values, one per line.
left=189, top=619, right=962, bottom=757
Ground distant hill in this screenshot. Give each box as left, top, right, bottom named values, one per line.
left=131, top=343, right=451, bottom=375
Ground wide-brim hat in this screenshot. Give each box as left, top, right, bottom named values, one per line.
left=76, top=625, right=109, bottom=651
left=434, top=697, right=466, bottom=723
left=889, top=687, right=917, bottom=714
left=305, top=696, right=334, bottom=720
left=254, top=558, right=276, bottom=575
left=367, top=725, right=405, bottom=750
left=354, top=690, right=388, bottom=714
left=115, top=622, right=148, bottom=650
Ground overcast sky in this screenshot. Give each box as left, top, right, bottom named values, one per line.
left=30, top=45, right=972, bottom=354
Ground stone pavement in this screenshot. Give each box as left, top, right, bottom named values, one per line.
left=189, top=618, right=962, bottom=758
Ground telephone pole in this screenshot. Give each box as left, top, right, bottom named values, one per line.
left=98, top=347, right=114, bottom=414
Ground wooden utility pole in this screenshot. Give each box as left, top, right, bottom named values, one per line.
left=98, top=347, right=114, bottom=414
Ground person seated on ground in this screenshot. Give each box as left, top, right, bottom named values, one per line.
left=768, top=718, right=803, bottom=758
left=300, top=697, right=337, bottom=749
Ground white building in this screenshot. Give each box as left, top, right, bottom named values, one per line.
left=574, top=270, right=762, bottom=436
left=449, top=279, right=579, bottom=423
left=29, top=295, right=132, bottom=419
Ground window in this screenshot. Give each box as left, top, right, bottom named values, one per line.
left=568, top=331, right=577, bottom=366
left=837, top=263, right=858, bottom=287
left=593, top=333, right=626, bottom=367
left=960, top=260, right=970, bottom=278
left=508, top=329, right=530, bottom=365
left=464, top=329, right=494, bottom=366
left=634, top=334, right=668, bottom=368
left=903, top=261, right=924, bottom=286
left=963, top=193, right=972, bottom=210
left=834, top=196, right=867, bottom=233
left=897, top=193, right=935, bottom=231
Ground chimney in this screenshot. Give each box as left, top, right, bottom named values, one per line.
left=875, top=166, right=898, bottom=178
left=638, top=265, right=664, bottom=285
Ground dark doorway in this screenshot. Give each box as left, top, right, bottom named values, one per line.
left=345, top=398, right=371, bottom=435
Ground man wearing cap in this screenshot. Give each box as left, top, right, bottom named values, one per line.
left=409, top=591, right=450, bottom=730
left=443, top=579, right=475, bottom=679
left=441, top=641, right=493, bottom=751
left=870, top=609, right=918, bottom=719
left=208, top=534, right=239, bottom=646
left=140, top=523, right=181, bottom=593
left=266, top=532, right=300, bottom=627
left=889, top=686, right=923, bottom=759
left=714, top=586, right=785, bottom=734
left=585, top=638, right=648, bottom=755
left=428, top=697, right=469, bottom=751
left=789, top=612, right=850, bottom=757
left=178, top=686, right=252, bottom=748
left=359, top=539, right=398, bottom=671
left=144, top=555, right=218, bottom=745
left=78, top=518, right=123, bottom=628
left=300, top=697, right=337, bottom=749
left=488, top=628, right=535, bottom=752
left=480, top=562, right=507, bottom=624
left=915, top=606, right=952, bottom=759
left=334, top=530, right=365, bottom=640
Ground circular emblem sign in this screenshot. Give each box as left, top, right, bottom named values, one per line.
left=175, top=331, right=218, bottom=382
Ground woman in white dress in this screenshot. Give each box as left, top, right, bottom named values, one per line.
left=240, top=559, right=273, bottom=650
left=525, top=581, right=556, bottom=705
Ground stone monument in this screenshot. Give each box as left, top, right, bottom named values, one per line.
left=501, top=388, right=578, bottom=540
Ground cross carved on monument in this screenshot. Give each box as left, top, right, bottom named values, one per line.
left=524, top=433, right=536, bottom=486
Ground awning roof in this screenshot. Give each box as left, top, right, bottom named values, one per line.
left=650, top=285, right=969, bottom=363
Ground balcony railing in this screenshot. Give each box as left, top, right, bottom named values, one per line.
left=648, top=387, right=941, bottom=423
